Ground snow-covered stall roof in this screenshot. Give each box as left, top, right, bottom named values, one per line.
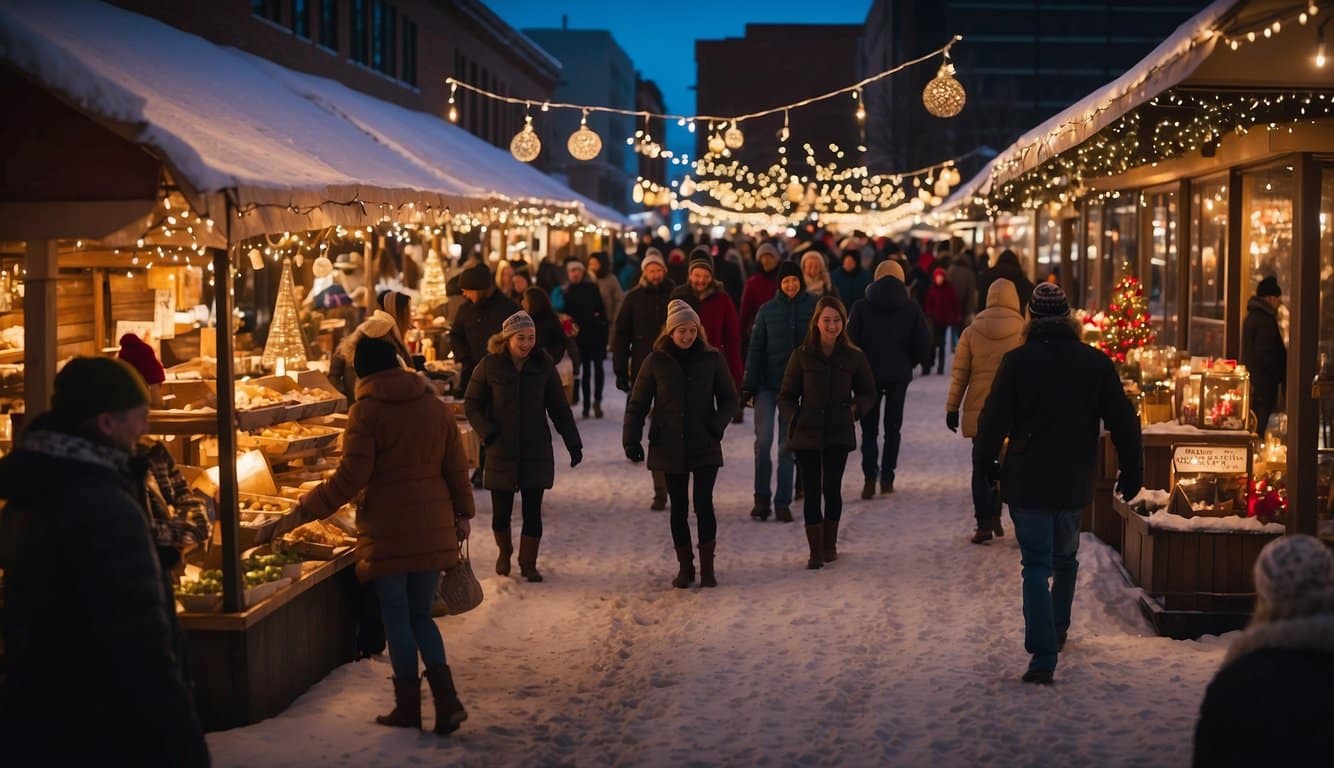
left=238, top=53, right=630, bottom=229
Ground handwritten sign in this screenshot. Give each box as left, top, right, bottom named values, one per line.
left=1173, top=444, right=1248, bottom=474
left=153, top=289, right=176, bottom=340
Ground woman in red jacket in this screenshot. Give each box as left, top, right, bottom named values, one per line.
left=924, top=267, right=962, bottom=375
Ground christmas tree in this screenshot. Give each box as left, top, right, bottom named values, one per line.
left=419, top=248, right=447, bottom=309
left=1097, top=271, right=1155, bottom=364
left=262, top=258, right=309, bottom=373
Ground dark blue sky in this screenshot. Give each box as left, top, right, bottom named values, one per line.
left=487, top=1, right=872, bottom=151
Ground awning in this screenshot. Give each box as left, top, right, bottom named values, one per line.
left=0, top=0, right=627, bottom=242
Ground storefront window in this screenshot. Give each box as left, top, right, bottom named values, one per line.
left=1103, top=199, right=1137, bottom=302
left=1146, top=190, right=1179, bottom=347
left=1036, top=206, right=1059, bottom=281
left=1189, top=176, right=1227, bottom=357
left=1241, top=163, right=1294, bottom=344
left=1082, top=204, right=1102, bottom=310
left=1319, top=168, right=1333, bottom=518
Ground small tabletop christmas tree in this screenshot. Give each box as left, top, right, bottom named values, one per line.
left=419, top=248, right=447, bottom=309
left=262, top=258, right=309, bottom=373
left=1097, top=271, right=1155, bottom=365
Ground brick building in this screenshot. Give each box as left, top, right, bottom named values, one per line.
left=108, top=0, right=561, bottom=162
left=695, top=24, right=863, bottom=174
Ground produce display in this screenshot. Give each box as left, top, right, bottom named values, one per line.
left=178, top=553, right=305, bottom=596
left=287, top=519, right=354, bottom=546
left=253, top=422, right=333, bottom=440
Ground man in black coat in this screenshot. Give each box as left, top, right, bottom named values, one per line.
left=1241, top=276, right=1286, bottom=435
left=0, top=358, right=209, bottom=767
left=847, top=260, right=932, bottom=497
left=977, top=249, right=1035, bottom=316
left=612, top=250, right=675, bottom=509
left=976, top=283, right=1142, bottom=685
left=449, top=263, right=520, bottom=394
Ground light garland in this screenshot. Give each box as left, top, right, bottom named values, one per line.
left=567, top=109, right=602, bottom=161
left=510, top=114, right=541, bottom=163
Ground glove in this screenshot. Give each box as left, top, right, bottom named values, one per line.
left=616, top=373, right=632, bottom=392
left=570, top=448, right=583, bottom=468
left=740, top=390, right=755, bottom=408
left=625, top=443, right=645, bottom=463
left=1116, top=475, right=1142, bottom=504
left=985, top=461, right=1002, bottom=487
left=945, top=411, right=959, bottom=433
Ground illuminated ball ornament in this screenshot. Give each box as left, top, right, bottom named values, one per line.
left=708, top=132, right=726, bottom=155
left=723, top=122, right=744, bottom=150
left=567, top=110, right=602, bottom=161
left=510, top=116, right=541, bottom=163
left=923, top=60, right=966, bottom=118
left=312, top=255, right=334, bottom=278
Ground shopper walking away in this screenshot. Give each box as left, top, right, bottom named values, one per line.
left=742, top=262, right=816, bottom=523
left=847, top=260, right=932, bottom=498
left=779, top=296, right=876, bottom=569
left=281, top=335, right=476, bottom=734
left=466, top=311, right=582, bottom=582
left=523, top=287, right=573, bottom=367
left=975, top=282, right=1141, bottom=685
left=671, top=251, right=743, bottom=422
left=0, top=357, right=209, bottom=766
left=739, top=242, right=782, bottom=349
left=1193, top=534, right=1334, bottom=767
left=623, top=300, right=739, bottom=588
left=1241, top=276, right=1286, bottom=436
left=830, top=249, right=871, bottom=308
left=947, top=252, right=978, bottom=347
left=945, top=278, right=1024, bottom=543
left=924, top=268, right=962, bottom=374
left=613, top=250, right=677, bottom=510
left=977, top=249, right=1035, bottom=315
left=562, top=258, right=610, bottom=419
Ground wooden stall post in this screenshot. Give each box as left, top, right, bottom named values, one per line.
left=210, top=245, right=243, bottom=611
left=1288, top=153, right=1322, bottom=535
left=22, top=240, right=57, bottom=416
left=1224, top=168, right=1243, bottom=360
left=1176, top=180, right=1192, bottom=352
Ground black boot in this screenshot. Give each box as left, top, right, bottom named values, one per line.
left=423, top=664, right=468, bottom=735
left=518, top=535, right=543, bottom=582
left=593, top=401, right=604, bottom=419
left=970, top=526, right=994, bottom=545
left=822, top=519, right=839, bottom=563
left=494, top=529, right=513, bottom=576
left=672, top=545, right=695, bottom=588
left=375, top=677, right=422, bottom=729
left=750, top=496, right=771, bottom=521
left=804, top=525, right=824, bottom=570
left=991, top=515, right=1005, bottom=537
left=861, top=478, right=875, bottom=500
left=881, top=474, right=895, bottom=494
left=699, top=541, right=717, bottom=588
left=470, top=467, right=483, bottom=489
left=774, top=505, right=794, bottom=523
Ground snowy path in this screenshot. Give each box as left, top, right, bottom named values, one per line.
left=209, top=370, right=1229, bottom=767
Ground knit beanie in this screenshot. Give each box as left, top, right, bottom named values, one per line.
left=641, top=248, right=665, bottom=271
left=776, top=261, right=803, bottom=286
left=458, top=263, right=492, bottom=291
left=1256, top=275, right=1281, bottom=297
left=359, top=309, right=400, bottom=341
left=874, top=260, right=905, bottom=282
left=501, top=310, right=536, bottom=337
left=117, top=333, right=165, bottom=386
left=1254, top=534, right=1334, bottom=607
left=353, top=335, right=401, bottom=378
left=52, top=357, right=150, bottom=422
left=663, top=299, right=700, bottom=334
left=687, top=247, right=714, bottom=276
left=1028, top=282, right=1070, bottom=318
left=756, top=242, right=780, bottom=262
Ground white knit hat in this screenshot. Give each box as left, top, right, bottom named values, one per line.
left=1254, top=534, right=1334, bottom=605
left=501, top=310, right=535, bottom=337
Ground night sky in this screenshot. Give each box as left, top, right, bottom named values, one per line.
left=486, top=0, right=872, bottom=157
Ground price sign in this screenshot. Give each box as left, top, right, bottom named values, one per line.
left=1172, top=444, right=1249, bottom=474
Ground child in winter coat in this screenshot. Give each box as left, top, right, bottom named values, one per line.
left=923, top=267, right=962, bottom=374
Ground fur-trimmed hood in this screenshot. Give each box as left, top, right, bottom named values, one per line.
left=1223, top=596, right=1334, bottom=667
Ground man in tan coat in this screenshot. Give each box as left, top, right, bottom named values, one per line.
left=945, top=278, right=1024, bottom=543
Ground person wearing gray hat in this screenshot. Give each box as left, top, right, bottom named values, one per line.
left=465, top=310, right=582, bottom=583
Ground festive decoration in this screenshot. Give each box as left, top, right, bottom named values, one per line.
left=510, top=116, right=541, bottom=163
left=1247, top=475, right=1288, bottom=523
left=923, top=58, right=966, bottom=118
left=567, top=110, right=602, bottom=161
left=418, top=248, right=447, bottom=308
left=261, top=259, right=309, bottom=373
left=312, top=255, right=333, bottom=278
left=1097, top=272, right=1155, bottom=364
left=723, top=122, right=744, bottom=149
left=707, top=132, right=726, bottom=155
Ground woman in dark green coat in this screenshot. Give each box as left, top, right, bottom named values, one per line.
left=465, top=311, right=582, bottom=582
left=623, top=300, right=738, bottom=589
left=779, top=296, right=876, bottom=570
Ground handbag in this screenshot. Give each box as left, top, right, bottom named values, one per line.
left=438, top=540, right=484, bottom=616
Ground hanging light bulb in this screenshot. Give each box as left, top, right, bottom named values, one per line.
left=632, top=184, right=645, bottom=204
left=1317, top=28, right=1328, bottom=67
left=680, top=175, right=697, bottom=197
left=923, top=56, right=966, bottom=118
left=248, top=248, right=265, bottom=270
left=447, top=81, right=458, bottom=123
left=567, top=109, right=602, bottom=161
left=723, top=121, right=744, bottom=149
left=708, top=132, right=726, bottom=155
left=854, top=88, right=867, bottom=122
left=510, top=114, right=542, bottom=163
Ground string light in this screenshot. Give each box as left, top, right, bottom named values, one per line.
left=447, top=81, right=458, bottom=123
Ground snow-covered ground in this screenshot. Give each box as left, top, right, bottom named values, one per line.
left=209, top=369, right=1231, bottom=767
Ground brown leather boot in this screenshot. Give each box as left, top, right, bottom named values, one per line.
left=822, top=519, right=840, bottom=563
left=699, top=541, right=717, bottom=587
left=423, top=664, right=468, bottom=735
left=375, top=676, right=422, bottom=729
left=672, top=545, right=695, bottom=588
left=804, top=525, right=824, bottom=570
left=518, top=535, right=543, bottom=582
left=494, top=529, right=513, bottom=576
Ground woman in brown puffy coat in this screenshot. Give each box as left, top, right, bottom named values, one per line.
left=779, top=296, right=875, bottom=570
left=945, top=278, right=1024, bottom=543
left=287, top=334, right=475, bottom=737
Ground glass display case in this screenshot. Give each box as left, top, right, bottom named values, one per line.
left=1200, top=368, right=1250, bottom=431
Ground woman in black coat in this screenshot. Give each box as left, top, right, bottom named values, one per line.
left=465, top=311, right=582, bottom=582
left=779, top=296, right=876, bottom=569
left=562, top=258, right=610, bottom=419
left=522, top=287, right=572, bottom=366
left=623, top=299, right=738, bottom=589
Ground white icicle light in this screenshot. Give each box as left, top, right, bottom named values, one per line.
left=567, top=112, right=602, bottom=161
left=510, top=116, right=541, bottom=163
left=923, top=61, right=966, bottom=118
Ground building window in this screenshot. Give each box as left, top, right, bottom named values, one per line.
left=252, top=0, right=282, bottom=23
left=349, top=0, right=368, bottom=64
left=290, top=0, right=308, bottom=37
left=318, top=0, right=337, bottom=49
left=369, top=1, right=396, bottom=77
left=1189, top=176, right=1228, bottom=357
left=401, top=18, right=417, bottom=86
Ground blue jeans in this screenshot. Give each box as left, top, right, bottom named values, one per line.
left=753, top=389, right=795, bottom=507
left=1009, top=507, right=1081, bottom=672
left=374, top=570, right=447, bottom=681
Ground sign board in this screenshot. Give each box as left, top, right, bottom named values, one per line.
left=153, top=289, right=176, bottom=340
left=114, top=320, right=154, bottom=347
left=1172, top=444, right=1249, bottom=474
